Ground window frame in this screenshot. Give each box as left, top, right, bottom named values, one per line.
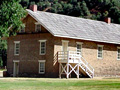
left=76, top=42, right=83, bottom=55
left=97, top=45, right=104, bottom=59
left=39, top=40, right=47, bottom=55
left=14, top=41, right=20, bottom=56
left=38, top=60, right=46, bottom=74
left=117, top=47, right=120, bottom=60
left=35, top=22, right=41, bottom=32
left=19, top=23, right=25, bottom=33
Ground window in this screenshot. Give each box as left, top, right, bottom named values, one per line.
left=35, top=23, right=41, bottom=32
left=97, top=45, right=103, bottom=59
left=117, top=47, right=120, bottom=60
left=39, top=40, right=47, bottom=55
left=38, top=60, right=46, bottom=74
left=14, top=41, right=20, bottom=55
left=19, top=24, right=25, bottom=33
left=76, top=42, right=83, bottom=54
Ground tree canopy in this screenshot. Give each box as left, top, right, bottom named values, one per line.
left=20, top=0, right=120, bottom=24
left=0, top=0, right=26, bottom=67
left=0, top=0, right=26, bottom=38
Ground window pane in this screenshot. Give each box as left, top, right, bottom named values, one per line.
left=77, top=45, right=81, bottom=49
left=36, top=24, right=41, bottom=32
left=40, top=42, right=46, bottom=54
left=98, top=46, right=102, bottom=58
left=15, top=43, right=20, bottom=55
left=40, top=62, right=45, bottom=73
left=41, top=42, right=45, bottom=47
left=41, top=49, right=45, bottom=53
left=118, top=49, right=120, bottom=53
left=16, top=43, right=19, bottom=48
left=118, top=49, right=120, bottom=59
left=77, top=44, right=81, bottom=53
left=98, top=47, right=102, bottom=51
left=21, top=27, right=25, bottom=32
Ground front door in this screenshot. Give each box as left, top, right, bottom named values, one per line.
left=13, top=61, right=19, bottom=77
left=62, top=41, right=68, bottom=52
left=62, top=40, right=69, bottom=60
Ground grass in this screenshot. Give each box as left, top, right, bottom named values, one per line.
left=0, top=69, right=7, bottom=71
left=0, top=77, right=120, bottom=90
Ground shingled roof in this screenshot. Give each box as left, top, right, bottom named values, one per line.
left=27, top=9, right=120, bottom=44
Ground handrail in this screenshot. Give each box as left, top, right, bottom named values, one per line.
left=58, top=51, right=94, bottom=77
left=68, top=51, right=94, bottom=74
left=81, top=56, right=94, bottom=74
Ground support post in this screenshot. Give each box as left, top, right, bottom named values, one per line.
left=77, top=64, right=79, bottom=79
left=66, top=63, right=69, bottom=79
left=59, top=63, right=61, bottom=78
left=66, top=51, right=69, bottom=79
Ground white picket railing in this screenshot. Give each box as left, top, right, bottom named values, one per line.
left=58, top=51, right=94, bottom=78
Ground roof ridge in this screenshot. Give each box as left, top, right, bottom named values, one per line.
left=26, top=9, right=120, bottom=45
left=27, top=9, right=120, bottom=26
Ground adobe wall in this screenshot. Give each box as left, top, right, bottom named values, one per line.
left=7, top=33, right=58, bottom=77
left=22, top=15, right=48, bottom=33
left=54, top=37, right=120, bottom=77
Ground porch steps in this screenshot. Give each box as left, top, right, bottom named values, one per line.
left=58, top=51, right=94, bottom=78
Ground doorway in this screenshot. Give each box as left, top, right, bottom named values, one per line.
left=62, top=40, right=69, bottom=52
left=62, top=40, right=69, bottom=60
left=13, top=60, right=19, bottom=77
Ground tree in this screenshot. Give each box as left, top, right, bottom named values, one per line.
left=0, top=0, right=26, bottom=67
left=20, top=0, right=30, bottom=8
left=0, top=0, right=26, bottom=38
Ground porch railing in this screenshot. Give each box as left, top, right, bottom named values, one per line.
left=58, top=51, right=94, bottom=78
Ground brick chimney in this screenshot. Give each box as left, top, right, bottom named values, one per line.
left=105, top=17, right=111, bottom=24
left=30, top=5, right=37, bottom=12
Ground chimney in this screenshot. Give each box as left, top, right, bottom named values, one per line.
left=30, top=5, right=37, bottom=12
left=105, top=17, right=111, bottom=24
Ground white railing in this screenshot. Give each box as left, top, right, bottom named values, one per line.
left=81, top=57, right=94, bottom=75
left=58, top=51, right=94, bottom=78
left=58, top=51, right=68, bottom=60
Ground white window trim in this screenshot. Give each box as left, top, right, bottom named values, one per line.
left=76, top=42, right=83, bottom=44
left=117, top=47, right=120, bottom=60
left=62, top=40, right=69, bottom=43
left=38, top=60, right=46, bottom=74
left=13, top=60, right=20, bottom=62
left=35, top=22, right=41, bottom=32
left=39, top=40, right=47, bottom=55
left=97, top=45, right=104, bottom=59
left=76, top=42, right=83, bottom=55
left=14, top=41, right=20, bottom=56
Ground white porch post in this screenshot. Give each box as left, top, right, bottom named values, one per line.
left=66, top=63, right=69, bottom=79
left=77, top=64, right=79, bottom=79
left=66, top=51, right=69, bottom=79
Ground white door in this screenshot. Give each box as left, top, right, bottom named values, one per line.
left=62, top=42, right=68, bottom=52
left=13, top=62, right=19, bottom=77
left=62, top=40, right=69, bottom=60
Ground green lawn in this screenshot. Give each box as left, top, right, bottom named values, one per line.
left=0, top=77, right=120, bottom=90
left=0, top=69, right=7, bottom=71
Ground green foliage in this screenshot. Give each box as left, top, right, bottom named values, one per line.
left=0, top=0, right=26, bottom=38
left=0, top=57, right=3, bottom=67
left=0, top=0, right=26, bottom=67
left=20, top=0, right=120, bottom=24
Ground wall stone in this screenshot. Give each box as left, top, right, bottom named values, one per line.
left=54, top=37, right=120, bottom=77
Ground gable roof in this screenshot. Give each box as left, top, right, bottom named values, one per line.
left=27, top=9, right=120, bottom=45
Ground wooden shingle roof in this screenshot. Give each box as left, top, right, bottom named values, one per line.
left=27, top=9, right=120, bottom=44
